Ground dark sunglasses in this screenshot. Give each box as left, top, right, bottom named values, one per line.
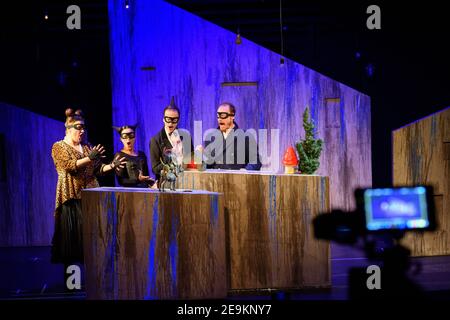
left=67, top=124, right=85, bottom=130
left=120, top=132, right=135, bottom=139
left=164, top=116, right=179, bottom=124
left=217, top=112, right=235, bottom=119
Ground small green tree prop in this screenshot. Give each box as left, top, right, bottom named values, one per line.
left=296, top=106, right=323, bottom=174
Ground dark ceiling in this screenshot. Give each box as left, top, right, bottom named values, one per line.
left=1, top=0, right=450, bottom=186
left=168, top=0, right=373, bottom=92
left=166, top=0, right=450, bottom=97
left=3, top=0, right=450, bottom=119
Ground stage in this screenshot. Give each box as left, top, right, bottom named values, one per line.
left=2, top=0, right=450, bottom=306
left=1, top=245, right=450, bottom=300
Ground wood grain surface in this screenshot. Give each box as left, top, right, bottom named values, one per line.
left=177, top=170, right=330, bottom=290
left=81, top=187, right=226, bottom=299
left=0, top=103, right=63, bottom=246
left=393, top=107, right=450, bottom=256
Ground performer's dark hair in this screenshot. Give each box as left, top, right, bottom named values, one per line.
left=112, top=124, right=138, bottom=134
left=163, top=105, right=180, bottom=116
left=219, top=102, right=236, bottom=115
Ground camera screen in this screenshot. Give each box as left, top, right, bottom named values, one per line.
left=364, top=186, right=431, bottom=231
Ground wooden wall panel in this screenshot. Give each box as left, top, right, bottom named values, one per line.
left=81, top=187, right=226, bottom=299
left=0, top=103, right=63, bottom=246
left=393, top=107, right=450, bottom=256
left=108, top=0, right=371, bottom=212
left=177, top=171, right=330, bottom=290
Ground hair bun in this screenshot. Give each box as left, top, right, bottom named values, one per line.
left=65, top=108, right=84, bottom=118
left=65, top=108, right=74, bottom=118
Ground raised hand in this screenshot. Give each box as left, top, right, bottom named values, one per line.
left=150, top=180, right=158, bottom=189
left=111, top=155, right=127, bottom=170
left=88, top=144, right=106, bottom=160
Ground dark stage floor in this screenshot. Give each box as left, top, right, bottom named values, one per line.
left=1, top=246, right=450, bottom=300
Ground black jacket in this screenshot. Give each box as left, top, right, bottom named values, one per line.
left=149, top=127, right=193, bottom=181
left=204, top=123, right=262, bottom=170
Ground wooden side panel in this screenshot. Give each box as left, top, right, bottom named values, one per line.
left=393, top=107, right=450, bottom=256
left=82, top=188, right=226, bottom=299
left=177, top=171, right=330, bottom=290
left=0, top=103, right=63, bottom=246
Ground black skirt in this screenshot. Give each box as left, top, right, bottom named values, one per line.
left=51, top=199, right=84, bottom=264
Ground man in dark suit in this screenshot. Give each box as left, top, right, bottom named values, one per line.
left=203, top=102, right=261, bottom=170
left=150, top=100, right=193, bottom=182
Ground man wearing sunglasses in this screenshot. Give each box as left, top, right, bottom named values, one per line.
left=203, top=102, right=261, bottom=171
left=150, top=100, right=193, bottom=183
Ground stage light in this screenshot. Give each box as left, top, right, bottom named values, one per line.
left=235, top=33, right=242, bottom=45
left=235, top=24, right=242, bottom=45
left=280, top=57, right=285, bottom=66
left=125, top=0, right=129, bottom=9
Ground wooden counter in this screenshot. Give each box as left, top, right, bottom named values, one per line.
left=81, top=187, right=226, bottom=299
left=177, top=170, right=330, bottom=291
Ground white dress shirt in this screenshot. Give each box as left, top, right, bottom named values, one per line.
left=165, top=128, right=183, bottom=166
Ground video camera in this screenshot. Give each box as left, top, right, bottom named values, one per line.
left=313, top=185, right=437, bottom=299
left=314, top=185, right=436, bottom=244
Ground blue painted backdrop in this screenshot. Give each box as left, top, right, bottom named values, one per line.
left=108, top=0, right=372, bottom=211
left=0, top=103, right=63, bottom=246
